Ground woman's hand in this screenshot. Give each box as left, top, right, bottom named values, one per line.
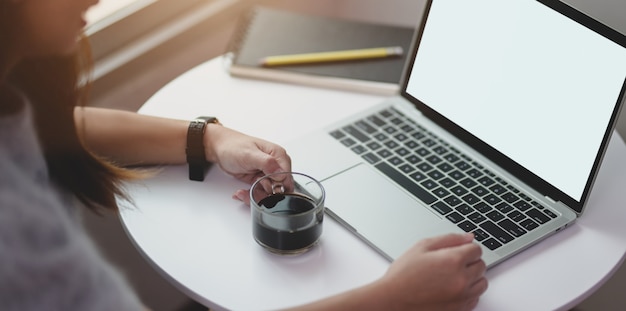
left=205, top=125, right=291, bottom=204
left=378, top=233, right=488, bottom=311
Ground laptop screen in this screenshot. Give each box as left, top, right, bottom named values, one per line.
left=403, top=0, right=626, bottom=212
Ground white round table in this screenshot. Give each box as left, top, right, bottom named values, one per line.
left=119, top=57, right=626, bottom=311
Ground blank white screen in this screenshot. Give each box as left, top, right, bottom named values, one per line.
left=406, top=0, right=626, bottom=201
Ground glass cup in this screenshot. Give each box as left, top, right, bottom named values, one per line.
left=250, top=172, right=325, bottom=255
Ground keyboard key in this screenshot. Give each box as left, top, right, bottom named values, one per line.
left=422, top=138, right=437, bottom=147
left=420, top=179, right=438, bottom=190
left=343, top=125, right=370, bottom=143
left=520, top=219, right=539, bottom=231
left=486, top=210, right=505, bottom=222
left=468, top=212, right=486, bottom=224
left=449, top=170, right=466, bottom=180
left=380, top=109, right=393, bottom=118
left=341, top=137, right=357, bottom=147
left=384, top=140, right=399, bottom=149
left=361, top=153, right=381, bottom=164
left=466, top=168, right=483, bottom=178
left=519, top=193, right=532, bottom=201
left=489, top=184, right=507, bottom=195
left=426, top=155, right=442, bottom=165
left=351, top=145, right=367, bottom=154
left=366, top=115, right=386, bottom=126
left=544, top=209, right=558, bottom=218
left=400, top=124, right=415, bottom=133
left=526, top=208, right=551, bottom=224
left=473, top=228, right=489, bottom=241
left=480, top=221, right=514, bottom=244
left=455, top=203, right=473, bottom=215
left=498, top=219, right=527, bottom=237
left=432, top=201, right=452, bottom=215
left=427, top=170, right=445, bottom=180
left=501, top=192, right=520, bottom=203
left=416, top=147, right=430, bottom=156
left=433, top=146, right=448, bottom=155
left=446, top=212, right=465, bottom=223
left=417, top=162, right=433, bottom=172
left=455, top=161, right=471, bottom=171
left=398, top=164, right=416, bottom=174
left=514, top=201, right=532, bottom=211
left=451, top=185, right=468, bottom=196
left=484, top=194, right=502, bottom=205
left=458, top=220, right=477, bottom=232
left=444, top=153, right=460, bottom=163
left=432, top=187, right=450, bottom=198
left=462, top=193, right=480, bottom=205
left=444, top=195, right=462, bottom=206
left=410, top=171, right=427, bottom=182
left=495, top=202, right=514, bottom=214
left=330, top=130, right=345, bottom=139
left=474, top=202, right=492, bottom=213
left=366, top=141, right=382, bottom=150
left=405, top=140, right=420, bottom=149
left=405, top=155, right=421, bottom=164
left=508, top=210, right=525, bottom=222
left=394, top=133, right=409, bottom=141
left=389, top=156, right=404, bottom=166
left=384, top=126, right=397, bottom=134
left=377, top=149, right=393, bottom=158
left=460, top=178, right=477, bottom=188
left=437, top=163, right=454, bottom=172
left=439, top=177, right=456, bottom=188
left=471, top=186, right=489, bottom=197
left=482, top=238, right=503, bottom=250
left=375, top=162, right=437, bottom=204
left=373, top=133, right=388, bottom=141
left=478, top=176, right=495, bottom=187
left=507, top=185, right=520, bottom=193
left=355, top=120, right=376, bottom=134
left=412, top=132, right=426, bottom=140
left=395, top=147, right=410, bottom=156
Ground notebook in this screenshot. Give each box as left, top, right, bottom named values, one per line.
left=225, top=7, right=415, bottom=95
left=285, top=0, right=626, bottom=267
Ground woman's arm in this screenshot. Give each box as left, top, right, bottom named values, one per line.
left=287, top=233, right=488, bottom=311
left=74, top=106, right=189, bottom=166
left=74, top=106, right=291, bottom=184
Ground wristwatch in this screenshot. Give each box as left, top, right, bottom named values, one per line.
left=186, top=116, right=221, bottom=181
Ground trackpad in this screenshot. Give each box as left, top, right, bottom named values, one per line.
left=321, top=164, right=458, bottom=260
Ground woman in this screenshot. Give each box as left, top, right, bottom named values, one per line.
left=0, top=0, right=488, bottom=310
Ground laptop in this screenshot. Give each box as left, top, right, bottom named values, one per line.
left=286, top=0, right=626, bottom=267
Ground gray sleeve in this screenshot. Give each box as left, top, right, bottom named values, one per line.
left=0, top=174, right=145, bottom=311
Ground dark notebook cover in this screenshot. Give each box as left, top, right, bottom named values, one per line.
left=226, top=7, right=415, bottom=95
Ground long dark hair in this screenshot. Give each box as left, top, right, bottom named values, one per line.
left=7, top=34, right=141, bottom=214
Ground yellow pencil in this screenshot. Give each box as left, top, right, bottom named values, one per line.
left=259, top=46, right=404, bottom=67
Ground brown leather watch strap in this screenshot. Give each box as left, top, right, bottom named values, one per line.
left=186, top=116, right=220, bottom=181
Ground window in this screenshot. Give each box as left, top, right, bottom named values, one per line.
left=86, top=0, right=143, bottom=26
left=84, top=0, right=212, bottom=80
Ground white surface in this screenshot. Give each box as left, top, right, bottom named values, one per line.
left=120, top=57, right=626, bottom=311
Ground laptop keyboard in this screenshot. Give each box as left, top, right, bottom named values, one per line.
left=329, top=107, right=558, bottom=251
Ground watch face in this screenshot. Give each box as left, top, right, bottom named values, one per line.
left=196, top=116, right=220, bottom=125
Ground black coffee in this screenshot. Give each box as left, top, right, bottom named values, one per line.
left=253, top=193, right=323, bottom=253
